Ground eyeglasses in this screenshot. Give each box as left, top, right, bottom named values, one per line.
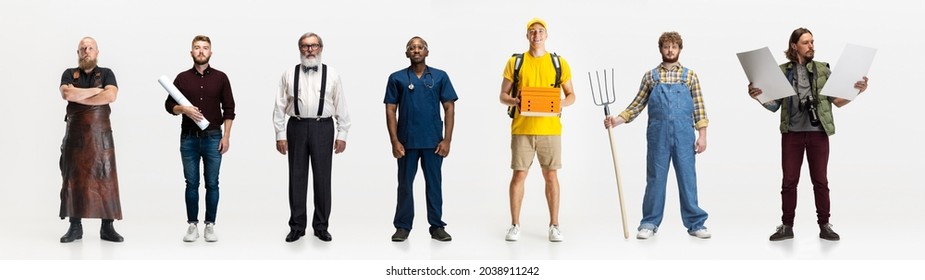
left=299, top=43, right=322, bottom=51
left=406, top=45, right=428, bottom=51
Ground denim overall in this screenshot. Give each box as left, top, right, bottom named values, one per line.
left=638, top=67, right=709, bottom=234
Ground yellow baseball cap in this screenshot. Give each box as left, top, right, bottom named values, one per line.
left=526, top=18, right=547, bottom=30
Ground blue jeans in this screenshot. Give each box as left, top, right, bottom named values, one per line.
left=180, top=130, right=222, bottom=224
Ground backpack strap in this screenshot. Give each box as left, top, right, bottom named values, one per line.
left=508, top=53, right=525, bottom=118
left=551, top=52, right=562, bottom=88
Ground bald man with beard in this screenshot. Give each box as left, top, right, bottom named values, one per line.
left=58, top=36, right=124, bottom=243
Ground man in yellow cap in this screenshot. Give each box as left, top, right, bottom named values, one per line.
left=498, top=18, right=576, bottom=242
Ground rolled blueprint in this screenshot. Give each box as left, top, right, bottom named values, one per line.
left=157, top=75, right=209, bottom=130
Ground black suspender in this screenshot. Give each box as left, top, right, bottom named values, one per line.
left=293, top=65, right=301, bottom=116
left=317, top=64, right=327, bottom=117
left=292, top=64, right=328, bottom=118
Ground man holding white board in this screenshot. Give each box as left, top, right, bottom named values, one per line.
left=747, top=28, right=869, bottom=242
left=164, top=35, right=236, bottom=242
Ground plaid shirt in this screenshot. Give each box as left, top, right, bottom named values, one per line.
left=618, top=63, right=709, bottom=129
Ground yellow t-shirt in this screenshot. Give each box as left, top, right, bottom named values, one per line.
left=503, top=52, right=572, bottom=135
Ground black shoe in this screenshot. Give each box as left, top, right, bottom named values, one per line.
left=391, top=228, right=410, bottom=242
left=429, top=227, right=452, bottom=242
left=769, top=224, right=794, bottom=241
left=819, top=223, right=840, bottom=241
left=285, top=230, right=305, bottom=242
left=60, top=223, right=83, bottom=243
left=314, top=230, right=332, bottom=242
left=100, top=223, right=124, bottom=242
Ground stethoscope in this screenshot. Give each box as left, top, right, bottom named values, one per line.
left=406, top=66, right=434, bottom=91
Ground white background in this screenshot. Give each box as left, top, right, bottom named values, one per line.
left=1, top=0, right=923, bottom=277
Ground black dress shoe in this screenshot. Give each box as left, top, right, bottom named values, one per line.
left=100, top=222, right=124, bottom=242
left=286, top=230, right=305, bottom=242
left=314, top=230, right=332, bottom=242
left=391, top=228, right=410, bottom=242
left=769, top=224, right=794, bottom=241
left=430, top=227, right=452, bottom=242
left=819, top=223, right=840, bottom=241
left=60, top=223, right=83, bottom=243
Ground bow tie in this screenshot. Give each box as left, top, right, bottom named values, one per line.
left=302, top=65, right=318, bottom=72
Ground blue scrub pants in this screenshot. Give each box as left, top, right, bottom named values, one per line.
left=393, top=148, right=447, bottom=230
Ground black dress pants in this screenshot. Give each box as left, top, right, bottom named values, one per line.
left=287, top=117, right=334, bottom=232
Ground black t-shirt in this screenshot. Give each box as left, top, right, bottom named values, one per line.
left=60, top=67, right=118, bottom=89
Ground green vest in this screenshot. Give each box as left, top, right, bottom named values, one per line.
left=778, top=61, right=836, bottom=136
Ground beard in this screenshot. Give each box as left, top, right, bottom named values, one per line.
left=301, top=55, right=321, bottom=68
left=193, top=54, right=210, bottom=65
left=78, top=57, right=97, bottom=71
left=661, top=55, right=678, bottom=63
left=802, top=51, right=814, bottom=62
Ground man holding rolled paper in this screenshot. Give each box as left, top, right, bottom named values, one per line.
left=498, top=18, right=576, bottom=242
left=747, top=28, right=869, bottom=242
left=164, top=35, right=236, bottom=242
left=604, top=32, right=712, bottom=240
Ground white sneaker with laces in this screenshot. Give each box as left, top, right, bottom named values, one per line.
left=204, top=223, right=218, bottom=242
left=183, top=223, right=199, bottom=242
left=689, top=228, right=711, bottom=239
left=548, top=225, right=564, bottom=242
left=505, top=225, right=520, bottom=241
left=636, top=228, right=655, bottom=240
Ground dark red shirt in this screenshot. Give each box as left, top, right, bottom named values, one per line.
left=165, top=66, right=236, bottom=131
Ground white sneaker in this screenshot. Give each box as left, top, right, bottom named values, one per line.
left=505, top=225, right=520, bottom=241
left=689, top=228, right=711, bottom=239
left=636, top=228, right=655, bottom=240
left=203, top=223, right=218, bottom=242
left=548, top=225, right=564, bottom=242
left=183, top=223, right=199, bottom=242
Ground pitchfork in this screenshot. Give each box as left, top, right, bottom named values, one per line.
left=589, top=69, right=629, bottom=239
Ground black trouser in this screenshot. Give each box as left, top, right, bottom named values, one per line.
left=287, top=117, right=335, bottom=232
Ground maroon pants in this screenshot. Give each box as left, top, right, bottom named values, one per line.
left=780, top=131, right=830, bottom=226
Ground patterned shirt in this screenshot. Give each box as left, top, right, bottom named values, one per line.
left=618, top=63, right=709, bottom=129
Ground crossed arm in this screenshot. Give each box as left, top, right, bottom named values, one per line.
left=60, top=84, right=118, bottom=105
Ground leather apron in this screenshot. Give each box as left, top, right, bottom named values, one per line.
left=59, top=69, right=122, bottom=220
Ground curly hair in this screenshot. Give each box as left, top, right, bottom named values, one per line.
left=658, top=32, right=683, bottom=49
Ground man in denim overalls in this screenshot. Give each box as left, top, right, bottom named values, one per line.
left=605, top=32, right=711, bottom=239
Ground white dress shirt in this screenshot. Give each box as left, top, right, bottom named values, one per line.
left=273, top=64, right=351, bottom=141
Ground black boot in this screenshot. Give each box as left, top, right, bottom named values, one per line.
left=819, top=223, right=840, bottom=241
left=100, top=219, right=124, bottom=242
left=769, top=224, right=794, bottom=241
left=60, top=218, right=83, bottom=243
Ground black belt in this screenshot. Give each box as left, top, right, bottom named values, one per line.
left=290, top=116, right=332, bottom=122
left=180, top=128, right=221, bottom=137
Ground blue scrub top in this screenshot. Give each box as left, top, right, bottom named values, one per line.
left=384, top=66, right=458, bottom=149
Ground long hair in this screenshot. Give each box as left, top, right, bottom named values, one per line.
left=785, top=28, right=812, bottom=62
